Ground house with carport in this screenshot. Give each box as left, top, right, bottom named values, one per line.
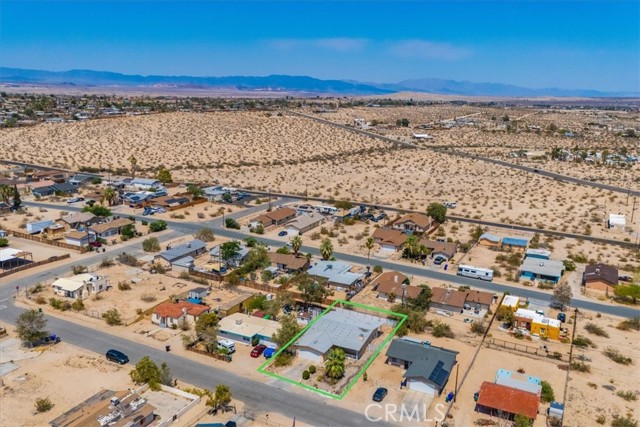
left=217, top=312, right=278, bottom=346
left=52, top=274, right=109, bottom=300
left=58, top=212, right=99, bottom=230
left=155, top=239, right=208, bottom=267
left=385, top=338, right=458, bottom=396
left=284, top=213, right=324, bottom=235
left=392, top=213, right=432, bottom=235
left=65, top=231, right=94, bottom=247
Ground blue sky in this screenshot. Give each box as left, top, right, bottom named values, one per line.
left=1, top=1, right=638, bottom=92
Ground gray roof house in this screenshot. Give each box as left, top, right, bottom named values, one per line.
left=296, top=308, right=386, bottom=361
left=59, top=212, right=98, bottom=229
left=155, top=240, right=207, bottom=264
left=385, top=338, right=458, bottom=396
left=307, top=260, right=363, bottom=289
left=209, top=244, right=250, bottom=268
left=519, top=257, right=565, bottom=284
left=69, top=174, right=96, bottom=186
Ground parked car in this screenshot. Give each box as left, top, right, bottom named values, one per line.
left=557, top=312, right=566, bottom=322
left=372, top=387, right=388, bottom=402
left=433, top=256, right=447, bottom=265
left=89, top=241, right=102, bottom=248
left=66, top=197, right=84, bottom=204
left=263, top=347, right=276, bottom=359
left=106, top=349, right=129, bottom=364
left=619, top=275, right=632, bottom=282
left=278, top=230, right=288, bottom=237
left=251, top=344, right=267, bottom=358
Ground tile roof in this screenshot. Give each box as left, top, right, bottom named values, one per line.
left=30, top=179, right=56, bottom=189
left=61, top=212, right=96, bottom=225
left=373, top=271, right=421, bottom=299
left=584, top=263, right=618, bottom=286
left=267, top=252, right=309, bottom=270
left=372, top=228, right=408, bottom=247
left=476, top=381, right=539, bottom=420
left=464, top=290, right=494, bottom=306
left=431, top=287, right=468, bottom=309
left=261, top=207, right=296, bottom=222
left=420, top=239, right=457, bottom=258
left=395, top=213, right=432, bottom=229
left=153, top=301, right=209, bottom=319
left=89, top=218, right=133, bottom=234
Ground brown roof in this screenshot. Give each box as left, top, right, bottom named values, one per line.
left=30, top=179, right=56, bottom=189
left=476, top=381, right=539, bottom=420
left=264, top=207, right=297, bottom=222
left=268, top=252, right=309, bottom=270
left=154, top=301, right=209, bottom=319
left=431, top=287, right=468, bottom=309
left=395, top=213, right=432, bottom=229
left=89, top=218, right=133, bottom=234
left=66, top=230, right=89, bottom=240
left=374, top=271, right=421, bottom=299
left=584, top=263, right=618, bottom=286
left=464, top=290, right=494, bottom=306
left=372, top=228, right=407, bottom=247
left=421, top=239, right=457, bottom=258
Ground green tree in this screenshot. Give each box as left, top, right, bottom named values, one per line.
left=186, top=184, right=204, bottom=199
left=225, top=218, right=240, bottom=229
left=407, top=285, right=432, bottom=311
left=16, top=309, right=49, bottom=346
left=552, top=282, right=573, bottom=310
left=290, top=235, right=303, bottom=256
left=0, top=185, right=12, bottom=203
left=120, top=223, right=136, bottom=240
left=514, top=414, right=531, bottom=427
left=276, top=245, right=291, bottom=254
left=324, top=348, right=346, bottom=380
left=426, top=203, right=447, bottom=224
left=102, top=308, right=123, bottom=326
left=238, top=246, right=270, bottom=275
left=142, top=237, right=160, bottom=252
left=222, top=192, right=233, bottom=203
left=0, top=237, right=9, bottom=247
left=128, top=155, right=138, bottom=178
left=206, top=384, right=232, bottom=412
left=364, top=237, right=375, bottom=267
left=195, top=312, right=219, bottom=353
left=404, top=235, right=420, bottom=261
left=294, top=274, right=332, bottom=308
left=272, top=314, right=302, bottom=349
left=12, top=184, right=21, bottom=208
left=82, top=204, right=111, bottom=217
left=220, top=241, right=241, bottom=262
left=244, top=236, right=258, bottom=247
left=129, top=356, right=162, bottom=390
left=320, top=238, right=333, bottom=260
left=540, top=380, right=555, bottom=403
left=614, top=284, right=640, bottom=304
left=103, top=186, right=116, bottom=206
left=156, top=167, right=173, bottom=184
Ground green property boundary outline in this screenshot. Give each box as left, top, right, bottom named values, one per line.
left=257, top=299, right=408, bottom=400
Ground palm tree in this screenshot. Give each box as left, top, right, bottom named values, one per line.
left=405, top=235, right=420, bottom=262
left=103, top=186, right=116, bottom=206
left=319, top=238, right=333, bottom=260
left=324, top=348, right=346, bottom=380
left=364, top=237, right=375, bottom=269
left=128, top=155, right=138, bottom=178
left=290, top=235, right=302, bottom=256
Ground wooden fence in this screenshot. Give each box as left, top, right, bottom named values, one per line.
left=9, top=230, right=88, bottom=253
left=0, top=254, right=71, bottom=278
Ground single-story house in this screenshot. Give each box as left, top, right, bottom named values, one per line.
left=29, top=179, right=56, bottom=196
left=217, top=312, right=278, bottom=346
left=65, top=230, right=94, bottom=247
left=152, top=301, right=210, bottom=328
left=51, top=182, right=79, bottom=195
left=30, top=170, right=66, bottom=183
left=478, top=233, right=501, bottom=248
left=187, top=287, right=209, bottom=303
left=151, top=195, right=190, bottom=209
left=130, top=178, right=162, bottom=189
left=172, top=256, right=195, bottom=273
left=501, top=237, right=529, bottom=251
left=583, top=263, right=618, bottom=294
left=392, top=213, right=433, bottom=234
left=420, top=239, right=457, bottom=260
left=285, top=213, right=324, bottom=235
left=513, top=308, right=561, bottom=339
left=49, top=389, right=157, bottom=427
left=296, top=308, right=386, bottom=361
left=385, top=339, right=458, bottom=396
left=89, top=218, right=134, bottom=239
left=26, top=219, right=55, bottom=234
left=430, top=288, right=469, bottom=313
left=464, top=290, right=495, bottom=311
left=202, top=186, right=226, bottom=202
left=372, top=228, right=407, bottom=251
left=267, top=252, right=310, bottom=273
left=59, top=212, right=98, bottom=230
left=209, top=244, right=250, bottom=268
left=501, top=295, right=521, bottom=312
left=217, top=293, right=255, bottom=317
left=608, top=213, right=626, bottom=230
left=475, top=381, right=539, bottom=422
left=155, top=239, right=208, bottom=265
left=519, top=257, right=565, bottom=284
left=307, top=260, right=363, bottom=290
left=372, top=271, right=419, bottom=303
left=252, top=207, right=297, bottom=227
left=68, top=174, right=95, bottom=186
left=52, top=274, right=109, bottom=300
left=525, top=249, right=551, bottom=260
left=494, top=369, right=542, bottom=396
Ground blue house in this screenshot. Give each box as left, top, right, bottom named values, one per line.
left=525, top=249, right=551, bottom=260
left=502, top=237, right=529, bottom=251
left=520, top=258, right=564, bottom=284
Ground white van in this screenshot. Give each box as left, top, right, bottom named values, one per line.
left=217, top=339, right=236, bottom=354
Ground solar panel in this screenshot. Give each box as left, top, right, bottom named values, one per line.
left=428, top=361, right=445, bottom=383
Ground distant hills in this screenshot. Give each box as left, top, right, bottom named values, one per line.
left=1, top=67, right=637, bottom=98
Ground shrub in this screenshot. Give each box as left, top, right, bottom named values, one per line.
left=71, top=299, right=85, bottom=312
left=611, top=414, right=638, bottom=427
left=118, top=281, right=132, bottom=291
left=540, top=380, right=555, bottom=403
left=309, top=365, right=317, bottom=374
left=29, top=283, right=45, bottom=294
left=0, top=237, right=9, bottom=247
left=49, top=297, right=71, bottom=311
left=72, top=265, right=88, bottom=275
left=34, top=295, right=47, bottom=305
left=470, top=322, right=486, bottom=334
left=177, top=318, right=191, bottom=331
left=616, top=390, right=637, bottom=401
left=570, top=361, right=591, bottom=373
left=573, top=335, right=596, bottom=348
left=603, top=347, right=633, bottom=365
left=149, top=220, right=168, bottom=232
left=35, top=397, right=54, bottom=413
left=302, top=370, right=310, bottom=380
left=102, top=308, right=123, bottom=326
left=224, top=218, right=240, bottom=229
left=142, top=237, right=160, bottom=252
left=140, top=293, right=157, bottom=303
left=274, top=352, right=293, bottom=367
left=373, top=265, right=383, bottom=273
left=585, top=322, right=609, bottom=337
left=595, top=414, right=606, bottom=425
left=99, top=258, right=115, bottom=268
left=617, top=317, right=640, bottom=331
left=117, top=253, right=139, bottom=266
left=433, top=322, right=455, bottom=338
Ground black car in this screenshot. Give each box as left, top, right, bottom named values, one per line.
left=372, top=387, right=388, bottom=402
left=106, top=349, right=129, bottom=364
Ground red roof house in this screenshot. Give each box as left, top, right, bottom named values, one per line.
left=475, top=381, right=539, bottom=421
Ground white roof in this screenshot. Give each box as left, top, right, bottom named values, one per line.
left=218, top=313, right=278, bottom=339
left=609, top=214, right=626, bottom=226
left=502, top=295, right=520, bottom=308
left=0, top=248, right=23, bottom=262
left=52, top=278, right=85, bottom=292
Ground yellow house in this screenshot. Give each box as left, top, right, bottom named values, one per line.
left=501, top=295, right=520, bottom=312
left=531, top=318, right=561, bottom=340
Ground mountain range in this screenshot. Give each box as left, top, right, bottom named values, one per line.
left=0, top=67, right=637, bottom=98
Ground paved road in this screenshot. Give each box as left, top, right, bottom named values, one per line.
left=288, top=111, right=639, bottom=197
